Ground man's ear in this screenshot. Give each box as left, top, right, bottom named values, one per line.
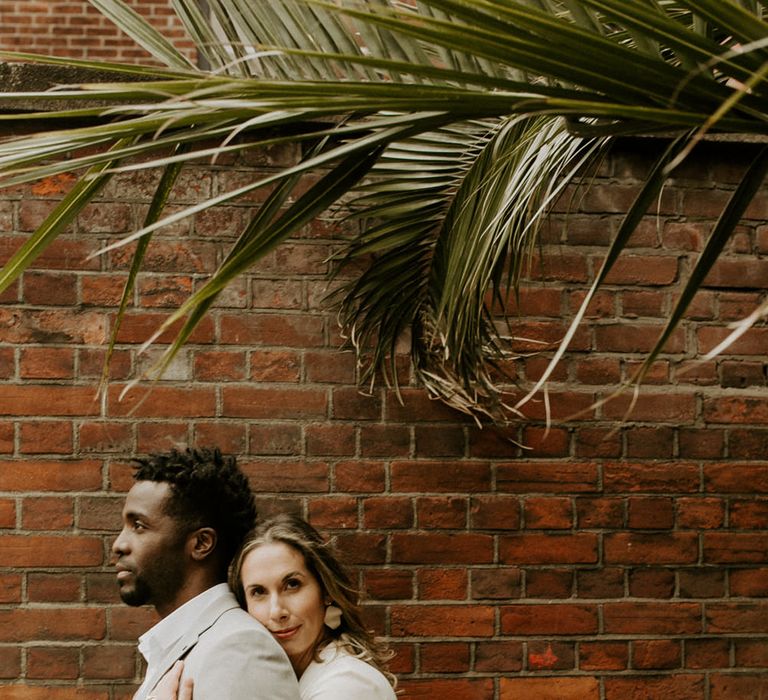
left=188, top=527, right=217, bottom=562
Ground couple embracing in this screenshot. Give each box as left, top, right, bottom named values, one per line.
left=113, top=448, right=396, bottom=700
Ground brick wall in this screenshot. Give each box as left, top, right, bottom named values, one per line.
left=0, top=127, right=767, bottom=699
left=0, top=0, right=194, bottom=63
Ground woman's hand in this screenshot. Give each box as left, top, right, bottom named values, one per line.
left=152, top=660, right=194, bottom=700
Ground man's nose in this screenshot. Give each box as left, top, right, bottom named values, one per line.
left=111, top=527, right=129, bottom=556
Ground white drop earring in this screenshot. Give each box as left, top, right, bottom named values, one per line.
left=324, top=604, right=342, bottom=630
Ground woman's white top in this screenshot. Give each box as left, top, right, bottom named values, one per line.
left=298, top=640, right=396, bottom=700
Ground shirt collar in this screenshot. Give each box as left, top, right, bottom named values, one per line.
left=138, top=583, right=230, bottom=665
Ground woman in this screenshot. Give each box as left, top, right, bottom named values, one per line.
left=156, top=514, right=396, bottom=699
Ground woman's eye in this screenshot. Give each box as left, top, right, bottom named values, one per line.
left=249, top=587, right=265, bottom=597
left=285, top=578, right=301, bottom=590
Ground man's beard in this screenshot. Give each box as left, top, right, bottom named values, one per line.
left=118, top=575, right=153, bottom=607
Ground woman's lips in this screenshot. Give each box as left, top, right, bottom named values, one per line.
left=271, top=626, right=300, bottom=641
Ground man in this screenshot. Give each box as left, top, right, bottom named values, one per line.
left=112, top=448, right=300, bottom=700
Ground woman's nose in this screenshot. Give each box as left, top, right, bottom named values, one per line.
left=269, top=595, right=288, bottom=621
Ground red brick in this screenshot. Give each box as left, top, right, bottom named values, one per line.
left=0, top=608, right=105, bottom=641
left=241, top=460, right=328, bottom=493
left=249, top=350, right=301, bottom=382
left=247, top=423, right=301, bottom=455
left=416, top=496, right=467, bottom=528
left=220, top=313, right=325, bottom=347
left=686, top=638, right=730, bottom=669
left=677, top=497, right=725, bottom=529
left=0, top=647, right=21, bottom=679
left=359, top=424, right=410, bottom=458
left=0, top=386, right=100, bottom=416
left=332, top=533, right=386, bottom=565
left=470, top=568, right=522, bottom=600
left=193, top=350, right=247, bottom=381
left=707, top=602, right=768, bottom=633
left=735, top=638, right=768, bottom=666
left=528, top=641, right=575, bottom=670
left=79, top=422, right=134, bottom=454
left=604, top=461, right=699, bottom=493
left=470, top=495, right=521, bottom=530
left=0, top=535, right=102, bottom=566
left=604, top=674, right=704, bottom=699
left=475, top=641, right=523, bottom=672
left=363, top=570, right=413, bottom=600
left=677, top=428, right=725, bottom=459
left=704, top=396, right=768, bottom=424
left=27, top=573, right=81, bottom=603
left=391, top=461, right=490, bottom=493
left=19, top=347, right=74, bottom=379
left=526, top=568, right=573, bottom=598
left=331, top=388, right=382, bottom=421
left=420, top=642, right=470, bottom=673
left=579, top=641, right=628, bottom=671
left=632, top=639, right=681, bottom=669
left=136, top=422, right=188, bottom=454
left=710, top=674, right=768, bottom=699
left=626, top=426, right=674, bottom=458
left=21, top=496, right=74, bottom=530
left=391, top=605, right=494, bottom=637
left=731, top=568, right=768, bottom=597
left=417, top=569, right=468, bottom=601
left=606, top=532, right=697, bottom=565
left=704, top=533, right=768, bottom=563
left=193, top=422, right=246, bottom=455
left=391, top=533, right=494, bottom=565
left=363, top=497, right=413, bottom=529
left=578, top=567, right=624, bottom=598
left=574, top=427, right=622, bottom=458
left=110, top=385, right=216, bottom=418
left=500, top=677, right=599, bottom=700
left=523, top=496, right=573, bottom=529
left=602, top=392, right=695, bottom=422
left=594, top=324, right=685, bottom=354
left=222, top=387, right=326, bottom=419
left=334, top=460, right=386, bottom=493
left=413, top=425, right=465, bottom=457
left=500, top=604, right=597, bottom=635
left=576, top=497, right=624, bottom=528
left=398, top=679, right=494, bottom=700
left=679, top=569, right=725, bottom=598
left=629, top=568, right=675, bottom=598
left=20, top=420, right=72, bottom=454
left=604, top=602, right=701, bottom=634
left=705, top=463, right=768, bottom=493
left=306, top=424, right=356, bottom=457
left=82, top=645, right=136, bottom=680
left=307, top=496, right=358, bottom=529
left=500, top=533, right=598, bottom=565
left=27, top=646, right=79, bottom=679
left=0, top=460, right=102, bottom=492
left=497, top=462, right=598, bottom=493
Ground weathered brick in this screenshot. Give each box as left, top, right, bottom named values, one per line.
left=500, top=677, right=599, bottom=700
left=500, top=604, right=598, bottom=635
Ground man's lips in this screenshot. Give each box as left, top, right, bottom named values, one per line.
left=271, top=626, right=300, bottom=641
left=115, top=565, right=133, bottom=582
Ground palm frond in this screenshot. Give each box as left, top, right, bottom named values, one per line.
left=0, top=0, right=768, bottom=423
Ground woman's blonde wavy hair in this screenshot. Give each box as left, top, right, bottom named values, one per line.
left=229, top=513, right=395, bottom=686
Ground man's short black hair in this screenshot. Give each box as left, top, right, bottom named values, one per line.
left=133, top=448, right=256, bottom=575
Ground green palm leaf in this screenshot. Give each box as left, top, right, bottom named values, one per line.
left=0, top=0, right=767, bottom=422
